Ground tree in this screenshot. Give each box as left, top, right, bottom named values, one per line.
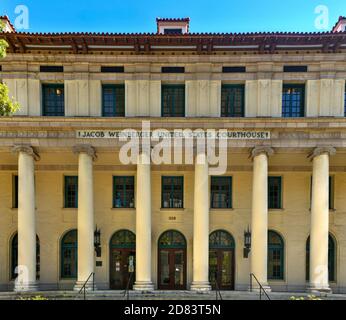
left=0, top=21, right=19, bottom=116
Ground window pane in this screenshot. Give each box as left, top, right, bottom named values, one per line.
left=61, top=230, right=77, bottom=279
left=113, top=176, right=135, bottom=208
left=268, top=231, right=284, bottom=280
left=268, top=177, right=282, bottom=209
left=64, top=176, right=78, bottom=208
left=161, top=176, right=183, bottom=208
left=161, top=85, right=185, bottom=117
left=221, top=85, right=245, bottom=117
left=102, top=85, right=125, bottom=117
left=42, top=84, right=65, bottom=116
left=282, top=84, right=305, bottom=117
left=211, top=177, right=232, bottom=208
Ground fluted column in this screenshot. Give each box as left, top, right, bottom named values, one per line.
left=133, top=152, right=154, bottom=291
left=12, top=145, right=40, bottom=292
left=191, top=153, right=211, bottom=292
left=308, top=146, right=335, bottom=293
left=250, top=146, right=273, bottom=291
left=73, top=144, right=97, bottom=290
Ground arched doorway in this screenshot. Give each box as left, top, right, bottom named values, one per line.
left=109, top=230, right=136, bottom=290
left=306, top=234, right=336, bottom=282
left=60, top=229, right=78, bottom=279
left=268, top=230, right=284, bottom=280
left=209, top=230, right=235, bottom=290
left=158, top=230, right=187, bottom=290
left=11, top=233, right=40, bottom=280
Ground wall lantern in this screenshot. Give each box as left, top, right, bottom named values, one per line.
left=243, top=226, right=251, bottom=258
left=94, top=226, right=101, bottom=257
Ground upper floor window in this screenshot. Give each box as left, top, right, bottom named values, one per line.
left=161, top=176, right=184, bottom=208
left=221, top=84, right=245, bottom=117
left=268, top=177, right=282, bottom=209
left=282, top=84, right=305, bottom=117
left=210, top=176, right=232, bottom=209
left=42, top=84, right=65, bottom=116
left=102, top=84, right=125, bottom=117
left=64, top=176, right=78, bottom=208
left=161, top=85, right=185, bottom=117
left=113, top=176, right=135, bottom=208
left=12, top=175, right=18, bottom=209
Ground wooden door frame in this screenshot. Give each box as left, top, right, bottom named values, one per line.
left=158, top=247, right=187, bottom=290
left=109, top=247, right=136, bottom=290
left=210, top=248, right=235, bottom=290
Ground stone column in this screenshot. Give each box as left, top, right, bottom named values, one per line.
left=250, top=146, right=274, bottom=291
left=12, top=145, right=40, bottom=292
left=133, top=152, right=154, bottom=291
left=191, top=153, right=211, bottom=292
left=308, top=146, right=336, bottom=293
left=73, top=144, right=97, bottom=290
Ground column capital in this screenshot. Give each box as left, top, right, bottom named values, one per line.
left=308, top=146, right=336, bottom=160
left=73, top=144, right=97, bottom=161
left=250, top=146, right=274, bottom=160
left=12, top=144, right=40, bottom=161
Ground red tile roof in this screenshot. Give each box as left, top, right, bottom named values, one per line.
left=332, top=16, right=346, bottom=32
left=156, top=17, right=190, bottom=22
left=0, top=15, right=16, bottom=32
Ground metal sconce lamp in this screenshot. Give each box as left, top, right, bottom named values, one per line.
left=94, top=226, right=101, bottom=257
left=243, top=226, right=251, bottom=258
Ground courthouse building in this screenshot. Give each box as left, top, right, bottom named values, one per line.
left=0, top=15, right=346, bottom=293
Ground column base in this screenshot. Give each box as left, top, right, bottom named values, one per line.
left=190, top=282, right=212, bottom=292
left=307, top=284, right=332, bottom=295
left=133, top=281, right=154, bottom=292
left=73, top=281, right=97, bottom=292
left=14, top=281, right=39, bottom=292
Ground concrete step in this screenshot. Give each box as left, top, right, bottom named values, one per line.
left=0, top=290, right=345, bottom=300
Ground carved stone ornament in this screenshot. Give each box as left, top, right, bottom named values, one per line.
left=72, top=144, right=97, bottom=161
left=308, top=146, right=336, bottom=160
left=12, top=144, right=40, bottom=161
left=250, top=146, right=274, bottom=159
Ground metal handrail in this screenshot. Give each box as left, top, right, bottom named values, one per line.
left=123, top=272, right=134, bottom=300
left=214, top=277, right=223, bottom=301
left=77, top=272, right=95, bottom=300
left=249, top=273, right=270, bottom=300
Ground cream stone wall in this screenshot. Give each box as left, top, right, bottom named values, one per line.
left=0, top=151, right=346, bottom=292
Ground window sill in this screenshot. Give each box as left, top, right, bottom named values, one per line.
left=62, top=207, right=78, bottom=210
left=210, top=208, right=233, bottom=212
left=269, top=208, right=285, bottom=212
left=160, top=208, right=185, bottom=211
left=111, top=207, right=136, bottom=211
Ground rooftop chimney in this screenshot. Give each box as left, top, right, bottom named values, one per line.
left=332, top=16, right=346, bottom=33
left=0, top=16, right=15, bottom=32
left=156, top=18, right=190, bottom=34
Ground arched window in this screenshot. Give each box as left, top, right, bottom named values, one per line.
left=61, top=230, right=77, bottom=279
left=268, top=230, right=284, bottom=280
left=306, top=234, right=336, bottom=281
left=11, top=233, right=40, bottom=280
left=110, top=230, right=135, bottom=248
left=209, top=230, right=235, bottom=249
left=158, top=230, right=186, bottom=248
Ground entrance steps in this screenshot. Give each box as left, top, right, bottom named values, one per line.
left=0, top=290, right=345, bottom=300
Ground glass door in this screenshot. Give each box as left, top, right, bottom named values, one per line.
left=159, top=249, right=186, bottom=289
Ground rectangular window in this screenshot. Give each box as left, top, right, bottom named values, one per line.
left=40, top=66, right=64, bottom=73
left=221, top=84, right=245, bottom=117
left=211, top=176, right=232, bottom=209
left=163, top=29, right=183, bottom=35
left=268, top=177, right=282, bottom=209
left=161, top=66, right=185, bottom=73
left=310, top=176, right=334, bottom=210
left=222, top=66, right=246, bottom=73
left=282, top=84, right=305, bottom=117
left=102, top=84, right=125, bottom=117
left=161, top=176, right=184, bottom=209
left=101, top=66, right=124, bottom=73
left=113, top=176, right=135, bottom=208
left=283, top=66, right=308, bottom=73
left=42, top=84, right=65, bottom=116
left=64, top=176, right=78, bottom=208
left=161, top=85, right=185, bottom=117
left=12, top=175, right=18, bottom=209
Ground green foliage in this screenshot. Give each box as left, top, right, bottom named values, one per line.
left=290, top=295, right=322, bottom=301
left=0, top=83, right=20, bottom=116
left=0, top=21, right=8, bottom=58
left=17, top=295, right=49, bottom=301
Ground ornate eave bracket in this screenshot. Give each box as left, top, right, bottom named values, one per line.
left=12, top=144, right=40, bottom=161
left=73, top=144, right=97, bottom=161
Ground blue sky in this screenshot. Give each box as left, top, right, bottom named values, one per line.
left=0, top=0, right=345, bottom=33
